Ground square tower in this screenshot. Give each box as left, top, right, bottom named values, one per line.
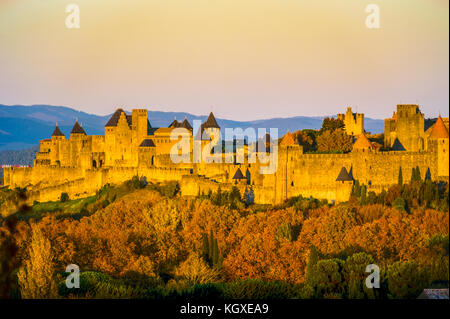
left=384, top=104, right=425, bottom=152
left=337, top=107, right=364, bottom=136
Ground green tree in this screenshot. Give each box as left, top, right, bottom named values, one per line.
left=60, top=192, right=69, bottom=202
left=131, top=175, right=141, bottom=189
left=367, top=191, right=377, bottom=205
left=411, top=166, right=421, bottom=182
left=343, top=253, right=377, bottom=299
left=306, top=245, right=320, bottom=285
left=378, top=189, right=387, bottom=205
left=411, top=167, right=416, bottom=182
left=295, top=130, right=317, bottom=152
left=229, top=186, right=242, bottom=208
left=424, top=181, right=438, bottom=207
left=393, top=197, right=406, bottom=212
left=208, top=229, right=214, bottom=265
left=212, top=238, right=219, bottom=266
left=311, top=259, right=345, bottom=298
left=387, top=261, right=429, bottom=299
left=360, top=185, right=367, bottom=205
left=214, top=187, right=223, bottom=206
left=320, top=117, right=345, bottom=133
left=424, top=167, right=431, bottom=181
left=202, top=230, right=221, bottom=267
left=201, top=233, right=209, bottom=262
left=426, top=235, right=449, bottom=283
left=351, top=180, right=361, bottom=198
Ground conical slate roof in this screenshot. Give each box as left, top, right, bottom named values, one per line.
left=169, top=118, right=180, bottom=128
left=126, top=115, right=132, bottom=126
left=428, top=116, right=449, bottom=139
left=232, top=168, right=245, bottom=180
left=336, top=167, right=353, bottom=182
left=71, top=121, right=86, bottom=135
left=280, top=132, right=295, bottom=146
left=182, top=118, right=193, bottom=130
left=51, top=125, right=64, bottom=137
left=203, top=112, right=220, bottom=129
left=105, top=108, right=132, bottom=127
left=139, top=139, right=156, bottom=147
left=392, top=138, right=406, bottom=151
left=169, top=118, right=192, bottom=130
left=353, top=134, right=372, bottom=149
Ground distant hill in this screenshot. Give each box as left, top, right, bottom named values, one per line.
left=0, top=145, right=39, bottom=180
left=0, top=145, right=39, bottom=166
left=0, top=104, right=384, bottom=152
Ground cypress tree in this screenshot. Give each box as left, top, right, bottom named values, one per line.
left=352, top=180, right=361, bottom=198
left=411, top=166, right=421, bottom=182
left=201, top=233, right=209, bottom=262
left=212, top=238, right=219, bottom=266
left=360, top=185, right=367, bottom=205
left=398, top=167, right=403, bottom=186
left=216, top=187, right=222, bottom=206
left=424, top=181, right=435, bottom=207
left=208, top=229, right=214, bottom=264
left=425, top=167, right=431, bottom=181
left=379, top=189, right=387, bottom=205
left=306, top=245, right=319, bottom=285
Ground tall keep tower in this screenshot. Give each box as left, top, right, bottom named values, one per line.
left=384, top=104, right=425, bottom=152
left=132, top=109, right=149, bottom=148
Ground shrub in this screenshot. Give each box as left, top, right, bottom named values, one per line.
left=58, top=271, right=113, bottom=298
left=60, top=193, right=69, bottom=202
left=221, top=279, right=301, bottom=299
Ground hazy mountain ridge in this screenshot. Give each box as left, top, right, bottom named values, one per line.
left=0, top=145, right=39, bottom=166
left=0, top=104, right=384, bottom=152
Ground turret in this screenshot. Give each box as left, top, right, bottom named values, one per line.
left=70, top=121, right=86, bottom=137
left=202, top=112, right=220, bottom=140
left=51, top=124, right=65, bottom=139
left=352, top=134, right=373, bottom=153
left=428, top=116, right=449, bottom=178
left=232, top=167, right=246, bottom=185
left=335, top=166, right=354, bottom=203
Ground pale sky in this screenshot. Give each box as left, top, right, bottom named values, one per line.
left=0, top=0, right=448, bottom=120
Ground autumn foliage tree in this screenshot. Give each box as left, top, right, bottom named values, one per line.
left=1, top=177, right=448, bottom=299
left=17, top=224, right=58, bottom=299
left=316, top=129, right=353, bottom=153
